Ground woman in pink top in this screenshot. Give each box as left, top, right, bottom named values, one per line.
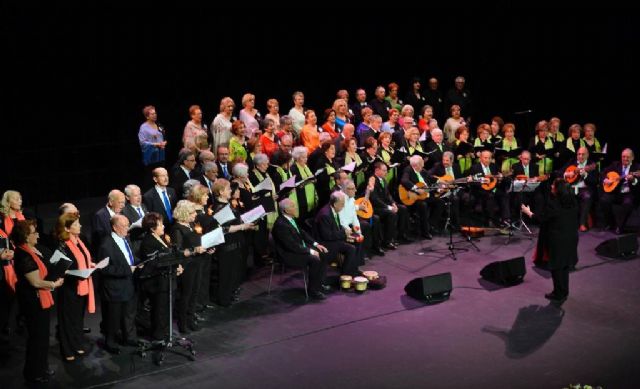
left=239, top=93, right=261, bottom=137
left=183, top=105, right=207, bottom=148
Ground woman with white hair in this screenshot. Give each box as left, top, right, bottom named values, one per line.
left=290, top=146, right=318, bottom=221
left=211, top=97, right=235, bottom=152
left=239, top=93, right=261, bottom=137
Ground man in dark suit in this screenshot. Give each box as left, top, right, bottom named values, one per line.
left=428, top=152, right=466, bottom=230
left=122, top=184, right=148, bottom=251
left=601, top=148, right=640, bottom=234
left=216, top=145, right=231, bottom=180
left=369, top=161, right=409, bottom=248
left=350, top=88, right=370, bottom=126
left=314, top=191, right=359, bottom=277
left=510, top=150, right=544, bottom=220
left=469, top=150, right=510, bottom=226
left=560, top=147, right=598, bottom=232
left=91, top=189, right=126, bottom=252
left=423, top=128, right=450, bottom=171
left=98, top=215, right=140, bottom=354
left=369, top=86, right=391, bottom=122
left=171, top=149, right=196, bottom=198
left=198, top=162, right=218, bottom=206
left=143, top=167, right=177, bottom=229
left=272, top=199, right=329, bottom=300
left=400, top=155, right=433, bottom=239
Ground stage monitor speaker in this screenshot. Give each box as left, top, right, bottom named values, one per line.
left=595, top=234, right=638, bottom=258
left=480, top=256, right=526, bottom=285
left=404, top=272, right=452, bottom=302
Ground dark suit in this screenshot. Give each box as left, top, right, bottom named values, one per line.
left=314, top=205, right=358, bottom=276
left=98, top=234, right=137, bottom=348
left=428, top=162, right=466, bottom=228
left=370, top=176, right=408, bottom=244
left=143, top=186, right=177, bottom=227
left=601, top=162, right=640, bottom=230
left=122, top=203, right=148, bottom=249
left=272, top=215, right=326, bottom=292
left=400, top=166, right=432, bottom=234
left=217, top=161, right=231, bottom=180
left=424, top=141, right=450, bottom=171
left=369, top=98, right=391, bottom=122
left=560, top=159, right=598, bottom=227
left=91, top=207, right=113, bottom=252
left=350, top=102, right=370, bottom=126
left=171, top=166, right=192, bottom=199
left=510, top=162, right=544, bottom=218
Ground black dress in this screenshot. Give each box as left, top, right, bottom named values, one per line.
left=212, top=200, right=246, bottom=306
left=13, top=247, right=51, bottom=381
left=169, top=223, right=202, bottom=331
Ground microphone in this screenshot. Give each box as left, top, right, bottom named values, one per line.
left=514, top=109, right=532, bottom=115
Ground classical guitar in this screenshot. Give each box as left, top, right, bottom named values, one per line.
left=355, top=177, right=375, bottom=219
left=398, top=181, right=430, bottom=206
left=433, top=174, right=476, bottom=197
left=603, top=170, right=640, bottom=192
left=564, top=163, right=596, bottom=184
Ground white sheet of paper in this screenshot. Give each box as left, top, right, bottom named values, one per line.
left=66, top=268, right=96, bottom=279
left=602, top=143, right=608, bottom=154
left=252, top=177, right=274, bottom=193
left=279, top=176, right=296, bottom=191
left=341, top=162, right=356, bottom=172
left=94, top=257, right=110, bottom=269
left=314, top=168, right=325, bottom=176
left=241, top=205, right=266, bottom=224
left=201, top=227, right=225, bottom=249
left=388, top=162, right=400, bottom=169
left=213, top=204, right=235, bottom=225
left=50, top=249, right=72, bottom=265
left=128, top=218, right=142, bottom=230
left=419, top=131, right=427, bottom=142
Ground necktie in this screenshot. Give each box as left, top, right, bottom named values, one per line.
left=438, top=143, right=442, bottom=152
left=222, top=164, right=229, bottom=178
left=136, top=207, right=143, bottom=218
left=124, top=239, right=134, bottom=266
left=416, top=171, right=425, bottom=184
left=289, top=219, right=306, bottom=247
left=380, top=178, right=385, bottom=188
left=334, top=211, right=341, bottom=228
left=446, top=167, right=453, bottom=177
left=524, top=165, right=529, bottom=177
left=161, top=190, right=173, bottom=223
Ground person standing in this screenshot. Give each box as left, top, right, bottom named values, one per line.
left=521, top=179, right=578, bottom=303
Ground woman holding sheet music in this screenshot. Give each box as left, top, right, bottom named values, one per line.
left=11, top=220, right=63, bottom=383
left=290, top=146, right=318, bottom=221
left=497, top=123, right=520, bottom=175
left=54, top=213, right=95, bottom=362
left=212, top=179, right=256, bottom=307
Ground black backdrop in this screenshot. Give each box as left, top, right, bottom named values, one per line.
left=3, top=7, right=638, bottom=207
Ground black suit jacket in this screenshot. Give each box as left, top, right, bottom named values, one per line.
left=98, top=235, right=136, bottom=303
left=511, top=162, right=534, bottom=178
left=602, top=161, right=640, bottom=195
left=143, top=187, right=177, bottom=226
left=370, top=176, right=395, bottom=211
left=216, top=161, right=231, bottom=179
left=428, top=162, right=463, bottom=179
left=469, top=162, right=500, bottom=191
left=122, top=203, right=149, bottom=249
left=171, top=166, right=192, bottom=198
left=272, top=215, right=316, bottom=256
left=314, top=204, right=347, bottom=242
left=91, top=207, right=112, bottom=250
left=560, top=159, right=598, bottom=189
left=424, top=141, right=450, bottom=170
left=400, top=166, right=433, bottom=190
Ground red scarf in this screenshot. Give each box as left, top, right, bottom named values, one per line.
left=0, top=228, right=17, bottom=292
left=18, top=244, right=54, bottom=309
left=3, top=211, right=25, bottom=235
left=65, top=238, right=96, bottom=313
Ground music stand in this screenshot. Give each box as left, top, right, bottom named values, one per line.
left=506, top=179, right=538, bottom=244
left=137, top=251, right=196, bottom=365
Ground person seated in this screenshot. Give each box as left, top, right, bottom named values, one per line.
left=601, top=148, right=639, bottom=234
left=468, top=150, right=510, bottom=227
left=272, top=198, right=329, bottom=300
left=369, top=161, right=410, bottom=248
left=510, top=150, right=544, bottom=218
left=339, top=178, right=384, bottom=259
left=400, top=156, right=433, bottom=239
left=560, top=147, right=597, bottom=232
left=428, top=151, right=466, bottom=231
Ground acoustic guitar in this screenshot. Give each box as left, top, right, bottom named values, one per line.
left=398, top=181, right=430, bottom=206
left=603, top=170, right=640, bottom=192
left=481, top=174, right=502, bottom=191
left=433, top=174, right=476, bottom=197
left=564, top=163, right=596, bottom=184
left=355, top=177, right=375, bottom=219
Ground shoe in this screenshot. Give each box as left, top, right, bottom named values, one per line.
left=383, top=243, right=396, bottom=250
left=76, top=349, right=86, bottom=356
left=309, top=291, right=327, bottom=300
left=371, top=248, right=385, bottom=256
left=45, top=368, right=55, bottom=377
left=615, top=227, right=623, bottom=235
left=421, top=232, right=433, bottom=240
left=103, top=344, right=121, bottom=355
left=321, top=284, right=332, bottom=292
left=25, top=376, right=49, bottom=384
left=544, top=293, right=558, bottom=300
left=579, top=225, right=588, bottom=232
left=83, top=327, right=91, bottom=334
left=64, top=355, right=76, bottom=362
left=204, top=303, right=216, bottom=310
left=194, top=313, right=206, bottom=322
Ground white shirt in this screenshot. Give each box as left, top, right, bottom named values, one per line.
left=575, top=161, right=587, bottom=190
left=155, top=185, right=169, bottom=199
left=338, top=195, right=360, bottom=230
left=111, top=232, right=134, bottom=267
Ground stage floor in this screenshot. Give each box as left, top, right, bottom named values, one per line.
left=2, top=225, right=640, bottom=389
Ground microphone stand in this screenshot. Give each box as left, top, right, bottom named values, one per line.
left=137, top=251, right=196, bottom=366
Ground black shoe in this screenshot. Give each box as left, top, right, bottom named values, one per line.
left=194, top=313, right=206, bottom=322
left=371, top=248, right=385, bottom=256
left=321, top=284, right=332, bottom=292
left=44, top=368, right=55, bottom=377
left=421, top=232, right=433, bottom=240
left=383, top=243, right=396, bottom=250
left=544, top=293, right=567, bottom=303
left=309, top=291, right=327, bottom=300
left=83, top=327, right=91, bottom=334
left=103, top=344, right=121, bottom=355
left=615, top=227, right=623, bottom=235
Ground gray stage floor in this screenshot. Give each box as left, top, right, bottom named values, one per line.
left=2, top=222, right=639, bottom=388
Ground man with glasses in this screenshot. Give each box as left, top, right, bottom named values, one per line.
left=171, top=148, right=197, bottom=198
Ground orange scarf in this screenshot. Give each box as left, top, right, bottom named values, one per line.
left=18, top=244, right=54, bottom=309
left=0, top=228, right=17, bottom=292
left=3, top=211, right=25, bottom=235
left=65, top=238, right=96, bottom=313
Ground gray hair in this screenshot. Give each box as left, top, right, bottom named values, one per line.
left=253, top=153, right=269, bottom=165
left=291, top=146, right=308, bottom=161
left=124, top=184, right=141, bottom=198
left=329, top=190, right=346, bottom=206
left=280, top=115, right=293, bottom=126
left=198, top=150, right=215, bottom=163
left=279, top=198, right=295, bottom=213
left=340, top=178, right=355, bottom=192
left=203, top=161, right=218, bottom=174
left=232, top=162, right=249, bottom=178
left=430, top=128, right=443, bottom=137
left=173, top=200, right=196, bottom=223
left=108, top=189, right=125, bottom=203
left=443, top=151, right=454, bottom=160
left=182, top=179, right=201, bottom=198
left=409, top=155, right=423, bottom=167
